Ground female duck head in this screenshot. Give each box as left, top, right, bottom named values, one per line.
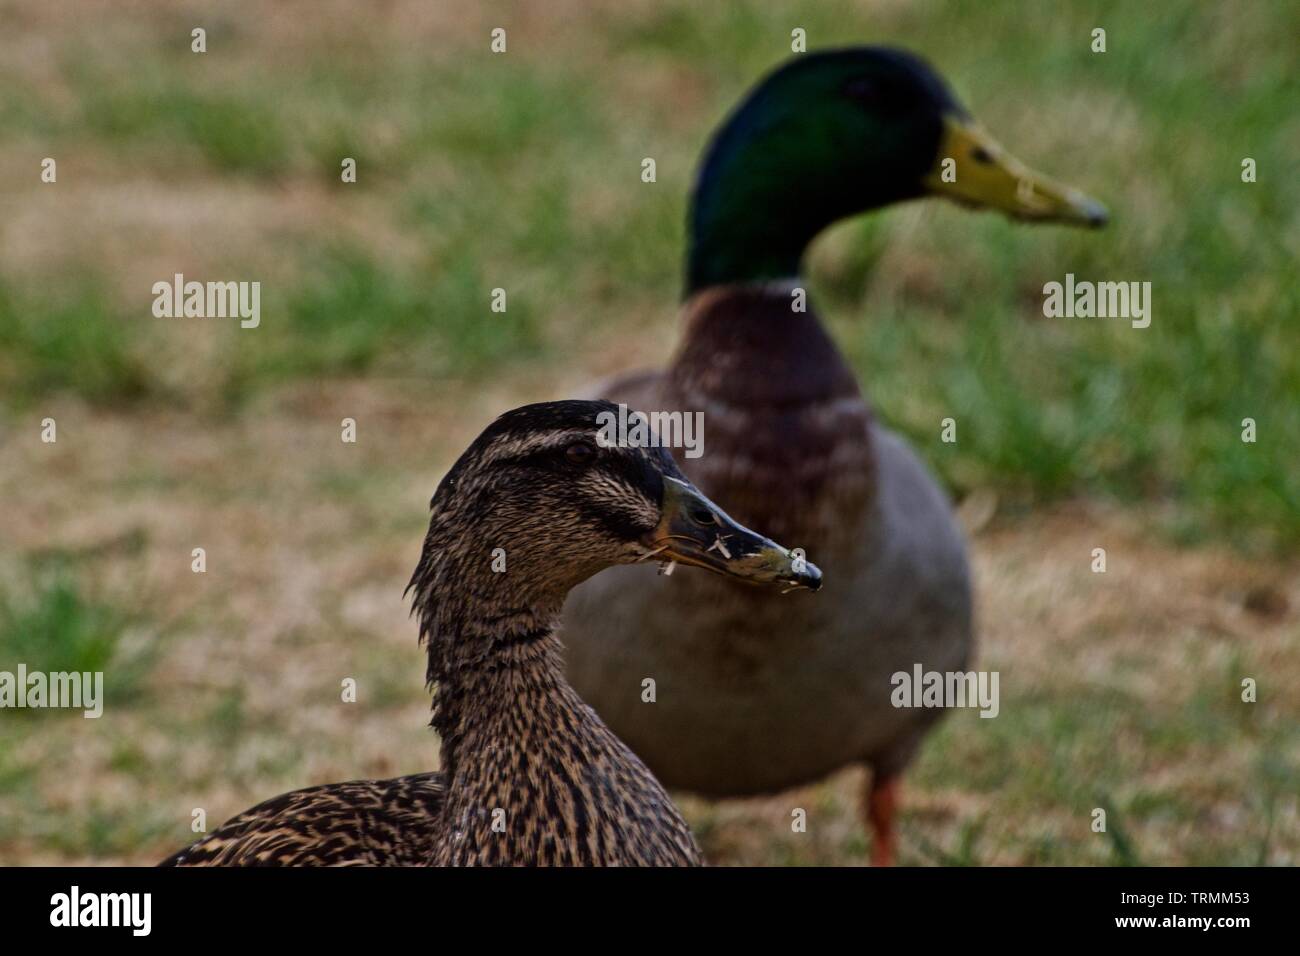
left=407, top=400, right=820, bottom=619
left=687, top=47, right=1108, bottom=293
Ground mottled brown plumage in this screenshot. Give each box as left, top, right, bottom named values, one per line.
left=162, top=400, right=818, bottom=867
left=160, top=774, right=446, bottom=866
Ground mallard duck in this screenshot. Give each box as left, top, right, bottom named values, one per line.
left=160, top=400, right=820, bottom=866
left=562, top=48, right=1107, bottom=864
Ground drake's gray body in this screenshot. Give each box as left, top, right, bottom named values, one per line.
left=563, top=286, right=973, bottom=797
left=561, top=48, right=1102, bottom=853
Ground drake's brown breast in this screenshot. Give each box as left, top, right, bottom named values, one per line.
left=663, top=285, right=874, bottom=550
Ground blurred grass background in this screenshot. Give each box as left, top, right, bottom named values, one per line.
left=2, top=0, right=1296, bottom=546
left=0, top=0, right=1296, bottom=864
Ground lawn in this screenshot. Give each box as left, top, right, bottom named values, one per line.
left=0, top=0, right=1295, bottom=864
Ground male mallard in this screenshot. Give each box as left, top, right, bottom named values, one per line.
left=562, top=48, right=1107, bottom=864
left=161, top=400, right=819, bottom=866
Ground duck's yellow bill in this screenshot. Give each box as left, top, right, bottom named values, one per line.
left=922, top=116, right=1108, bottom=227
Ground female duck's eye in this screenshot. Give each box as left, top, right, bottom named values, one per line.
left=565, top=442, right=597, bottom=466
left=688, top=504, right=718, bottom=527
left=970, top=145, right=995, bottom=165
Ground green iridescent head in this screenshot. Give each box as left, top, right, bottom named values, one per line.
left=686, top=47, right=1107, bottom=295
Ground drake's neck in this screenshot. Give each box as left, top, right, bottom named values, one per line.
left=686, top=231, right=809, bottom=296
left=669, top=282, right=862, bottom=407
left=686, top=148, right=837, bottom=295
left=686, top=174, right=825, bottom=294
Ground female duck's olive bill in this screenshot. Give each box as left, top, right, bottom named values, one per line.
left=644, top=477, right=823, bottom=591
left=922, top=115, right=1110, bottom=227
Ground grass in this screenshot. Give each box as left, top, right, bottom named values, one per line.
left=0, top=568, right=157, bottom=710
left=0, top=280, right=153, bottom=403
left=79, top=76, right=289, bottom=176
left=0, top=568, right=164, bottom=858
left=0, top=406, right=1295, bottom=865
left=221, top=246, right=544, bottom=405
left=0, top=0, right=1295, bottom=865
left=0, top=0, right=1293, bottom=547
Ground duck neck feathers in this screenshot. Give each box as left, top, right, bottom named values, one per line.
left=408, top=535, right=699, bottom=865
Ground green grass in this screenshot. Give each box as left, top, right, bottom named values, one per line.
left=79, top=78, right=288, bottom=176
left=0, top=0, right=1295, bottom=554
left=911, top=818, right=988, bottom=867
left=36, top=802, right=177, bottom=859
left=0, top=569, right=159, bottom=853
left=0, top=280, right=154, bottom=403
left=911, top=662, right=1298, bottom=866
left=0, top=569, right=156, bottom=711
left=221, top=247, right=544, bottom=405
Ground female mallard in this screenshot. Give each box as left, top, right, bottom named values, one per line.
left=561, top=48, right=1107, bottom=864
left=160, top=400, right=819, bottom=866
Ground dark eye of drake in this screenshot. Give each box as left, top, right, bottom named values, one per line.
left=564, top=442, right=598, bottom=466
left=843, top=76, right=881, bottom=106
left=844, top=75, right=911, bottom=114
left=970, top=145, right=995, bottom=165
